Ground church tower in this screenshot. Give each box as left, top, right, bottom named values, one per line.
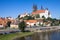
left=33, top=4, right=37, bottom=12
left=41, top=5, right=44, bottom=10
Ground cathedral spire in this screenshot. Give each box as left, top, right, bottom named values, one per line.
left=33, top=4, right=37, bottom=12
left=45, top=8, right=48, bottom=10
left=41, top=5, right=44, bottom=10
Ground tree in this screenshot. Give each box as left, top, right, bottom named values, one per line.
left=23, top=15, right=34, bottom=20
left=18, top=20, right=26, bottom=32
left=17, top=15, right=20, bottom=20
left=23, top=15, right=28, bottom=20
left=18, top=15, right=20, bottom=18
left=7, top=21, right=11, bottom=27
left=46, top=17, right=53, bottom=21
left=50, top=18, right=60, bottom=26
left=27, top=16, right=34, bottom=20
left=42, top=16, right=46, bottom=22
left=36, top=14, right=40, bottom=18
left=42, top=16, right=46, bottom=26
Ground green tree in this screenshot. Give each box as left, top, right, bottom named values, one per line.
left=41, top=16, right=45, bottom=26
left=17, top=15, right=20, bottom=20
left=46, top=17, right=52, bottom=21
left=7, top=21, right=11, bottom=27
left=36, top=14, right=40, bottom=18
left=23, top=15, right=28, bottom=20
left=23, top=15, right=34, bottom=20
left=50, top=18, right=59, bottom=26
left=18, top=20, right=26, bottom=32
left=27, top=16, right=34, bottom=20
left=42, top=16, right=47, bottom=22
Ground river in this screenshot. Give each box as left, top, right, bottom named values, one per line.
left=14, top=30, right=60, bottom=40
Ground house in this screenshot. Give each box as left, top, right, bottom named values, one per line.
left=0, top=18, right=7, bottom=28
left=25, top=20, right=39, bottom=27
left=38, top=19, right=44, bottom=26
left=43, top=21, right=51, bottom=27
left=10, top=24, right=18, bottom=29
left=10, top=20, right=19, bottom=29
left=0, top=17, right=19, bottom=28
left=32, top=8, right=51, bottom=19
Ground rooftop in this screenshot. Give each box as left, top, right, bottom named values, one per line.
left=25, top=20, right=37, bottom=23
left=32, top=10, right=45, bottom=14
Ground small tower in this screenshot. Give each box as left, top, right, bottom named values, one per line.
left=41, top=5, right=44, bottom=10
left=48, top=11, right=50, bottom=17
left=45, top=8, right=51, bottom=18
left=45, top=8, right=48, bottom=10
left=45, top=8, right=49, bottom=13
left=33, top=4, right=37, bottom=12
left=48, top=11, right=51, bottom=17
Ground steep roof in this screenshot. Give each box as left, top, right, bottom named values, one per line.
left=32, top=10, right=45, bottom=14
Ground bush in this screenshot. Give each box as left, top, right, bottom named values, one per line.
left=18, top=20, right=26, bottom=32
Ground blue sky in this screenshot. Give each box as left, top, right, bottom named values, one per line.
left=0, top=0, right=60, bottom=19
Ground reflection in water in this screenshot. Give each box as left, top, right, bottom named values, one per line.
left=14, top=37, right=25, bottom=40
left=32, top=32, right=51, bottom=40
left=20, top=37, right=25, bottom=40
left=32, top=33, right=40, bottom=40
left=25, top=36, right=32, bottom=40
left=14, top=30, right=60, bottom=40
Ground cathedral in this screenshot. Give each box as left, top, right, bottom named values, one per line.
left=32, top=5, right=51, bottom=19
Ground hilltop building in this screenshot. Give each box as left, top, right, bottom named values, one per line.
left=0, top=5, right=52, bottom=28
left=32, top=6, right=51, bottom=19
left=20, top=12, right=29, bottom=18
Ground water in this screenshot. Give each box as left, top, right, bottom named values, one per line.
left=14, top=30, right=60, bottom=40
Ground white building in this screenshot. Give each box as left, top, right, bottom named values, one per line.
left=25, top=20, right=39, bottom=27
left=20, top=12, right=29, bottom=18
left=10, top=20, right=19, bottom=29
left=32, top=9, right=51, bottom=19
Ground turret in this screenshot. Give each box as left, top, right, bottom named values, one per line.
left=45, top=8, right=49, bottom=13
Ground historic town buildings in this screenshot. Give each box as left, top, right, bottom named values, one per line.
left=0, top=5, right=52, bottom=28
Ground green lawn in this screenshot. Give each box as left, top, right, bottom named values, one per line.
left=0, top=32, right=34, bottom=40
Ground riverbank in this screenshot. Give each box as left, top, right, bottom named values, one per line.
left=34, top=29, right=58, bottom=33
left=26, top=26, right=60, bottom=32
left=0, top=32, right=34, bottom=40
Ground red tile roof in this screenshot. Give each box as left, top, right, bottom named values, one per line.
left=25, top=20, right=37, bottom=23
left=38, top=19, right=43, bottom=22
left=0, top=18, right=7, bottom=26
left=32, top=10, right=45, bottom=14
left=0, top=18, right=15, bottom=27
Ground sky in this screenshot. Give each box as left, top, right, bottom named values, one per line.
left=0, top=0, right=60, bottom=19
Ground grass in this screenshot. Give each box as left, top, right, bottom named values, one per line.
left=0, top=32, right=34, bottom=40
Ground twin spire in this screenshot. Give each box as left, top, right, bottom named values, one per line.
left=33, top=4, right=48, bottom=12
left=33, top=4, right=37, bottom=12
left=41, top=5, right=44, bottom=10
